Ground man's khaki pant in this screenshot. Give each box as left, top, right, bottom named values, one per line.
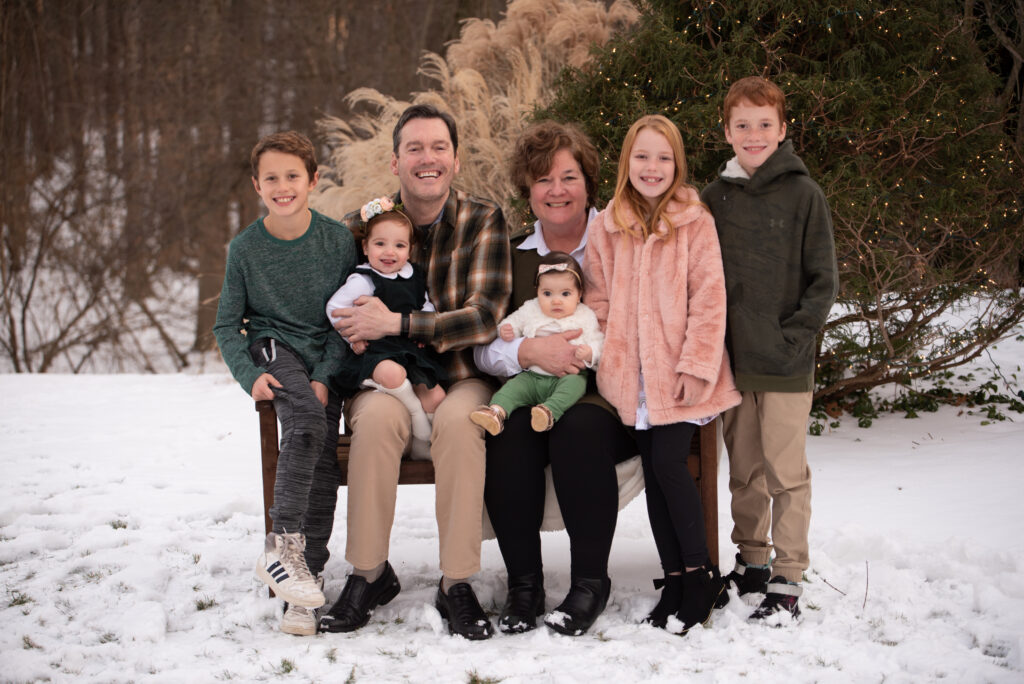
left=722, top=390, right=813, bottom=583
left=344, top=378, right=491, bottom=579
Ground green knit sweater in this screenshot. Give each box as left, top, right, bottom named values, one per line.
left=213, top=209, right=356, bottom=394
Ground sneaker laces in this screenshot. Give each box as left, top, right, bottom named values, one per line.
left=280, top=533, right=315, bottom=583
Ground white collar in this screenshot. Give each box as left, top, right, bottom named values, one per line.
left=357, top=262, right=414, bottom=279
left=722, top=157, right=751, bottom=180
left=517, top=207, right=597, bottom=261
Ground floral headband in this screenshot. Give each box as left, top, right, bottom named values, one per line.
left=360, top=196, right=403, bottom=222
left=536, top=261, right=583, bottom=287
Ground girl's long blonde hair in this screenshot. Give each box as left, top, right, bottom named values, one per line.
left=611, top=114, right=699, bottom=240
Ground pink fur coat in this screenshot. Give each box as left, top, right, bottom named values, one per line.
left=583, top=186, right=740, bottom=426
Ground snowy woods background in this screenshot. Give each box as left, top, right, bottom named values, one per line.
left=3, top=0, right=1022, bottom=407
left=1, top=0, right=509, bottom=372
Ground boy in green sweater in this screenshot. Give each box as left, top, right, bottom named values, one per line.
left=213, top=131, right=355, bottom=635
left=701, top=77, right=838, bottom=621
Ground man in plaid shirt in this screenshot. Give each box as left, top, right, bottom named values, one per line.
left=322, top=104, right=511, bottom=640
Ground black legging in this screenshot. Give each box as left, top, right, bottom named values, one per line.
left=484, top=402, right=635, bottom=579
left=635, top=421, right=709, bottom=572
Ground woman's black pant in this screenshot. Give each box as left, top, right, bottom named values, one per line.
left=484, top=402, right=635, bottom=579
left=635, top=421, right=709, bottom=572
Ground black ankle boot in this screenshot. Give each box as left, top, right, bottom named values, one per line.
left=675, top=564, right=726, bottom=636
left=544, top=576, right=610, bottom=636
left=642, top=574, right=683, bottom=629
left=498, top=573, right=545, bottom=634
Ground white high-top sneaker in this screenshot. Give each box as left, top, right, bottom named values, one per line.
left=255, top=532, right=325, bottom=608
left=281, top=575, right=324, bottom=636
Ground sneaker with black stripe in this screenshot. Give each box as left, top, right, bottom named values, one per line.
left=749, top=576, right=802, bottom=621
left=255, top=532, right=325, bottom=608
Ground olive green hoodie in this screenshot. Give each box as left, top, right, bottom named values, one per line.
left=701, top=140, right=838, bottom=393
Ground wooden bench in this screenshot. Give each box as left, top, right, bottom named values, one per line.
left=256, top=401, right=719, bottom=561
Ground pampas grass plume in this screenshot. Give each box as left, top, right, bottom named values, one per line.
left=313, top=0, right=638, bottom=225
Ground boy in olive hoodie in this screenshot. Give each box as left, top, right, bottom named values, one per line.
left=701, top=76, right=838, bottom=620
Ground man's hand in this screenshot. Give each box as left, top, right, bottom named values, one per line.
left=251, top=372, right=282, bottom=401
left=331, top=295, right=400, bottom=343
left=518, top=330, right=585, bottom=376
left=499, top=323, right=515, bottom=342
left=311, top=380, right=328, bottom=407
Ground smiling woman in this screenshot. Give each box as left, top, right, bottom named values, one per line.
left=474, top=120, right=640, bottom=637
left=527, top=149, right=590, bottom=247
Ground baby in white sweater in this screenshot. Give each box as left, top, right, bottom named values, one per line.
left=470, top=251, right=603, bottom=435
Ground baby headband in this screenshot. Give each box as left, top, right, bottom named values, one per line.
left=536, top=261, right=582, bottom=287
left=360, top=196, right=404, bottom=222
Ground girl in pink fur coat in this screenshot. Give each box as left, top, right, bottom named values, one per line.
left=584, top=114, right=741, bottom=635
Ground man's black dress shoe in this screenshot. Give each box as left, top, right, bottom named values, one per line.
left=435, top=580, right=494, bottom=640
left=544, top=575, right=610, bottom=636
left=319, top=562, right=401, bottom=633
left=498, top=573, right=545, bottom=634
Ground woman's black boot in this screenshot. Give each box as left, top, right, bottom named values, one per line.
left=544, top=576, right=610, bottom=636
left=675, top=564, right=726, bottom=636
left=642, top=574, right=683, bottom=629
left=498, top=573, right=546, bottom=634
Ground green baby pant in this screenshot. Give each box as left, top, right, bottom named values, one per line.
left=491, top=369, right=588, bottom=422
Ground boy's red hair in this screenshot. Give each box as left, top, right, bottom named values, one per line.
left=723, top=76, right=787, bottom=127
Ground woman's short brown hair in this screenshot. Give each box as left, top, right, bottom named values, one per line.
left=510, top=121, right=600, bottom=209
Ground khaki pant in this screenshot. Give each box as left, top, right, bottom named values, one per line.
left=345, top=378, right=491, bottom=579
left=722, top=390, right=813, bottom=583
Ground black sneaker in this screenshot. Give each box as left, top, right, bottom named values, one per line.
left=435, top=580, right=494, bottom=640
left=750, top=576, right=802, bottom=621
left=319, top=562, right=401, bottom=633
left=498, top=574, right=545, bottom=634
left=724, top=553, right=771, bottom=596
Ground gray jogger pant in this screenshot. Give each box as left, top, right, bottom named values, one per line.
left=250, top=338, right=343, bottom=576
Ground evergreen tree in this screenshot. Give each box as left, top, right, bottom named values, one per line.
left=542, top=0, right=1023, bottom=409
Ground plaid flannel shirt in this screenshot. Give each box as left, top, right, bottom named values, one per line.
left=343, top=189, right=511, bottom=383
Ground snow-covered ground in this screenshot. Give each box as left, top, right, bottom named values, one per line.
left=2, top=332, right=1023, bottom=683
